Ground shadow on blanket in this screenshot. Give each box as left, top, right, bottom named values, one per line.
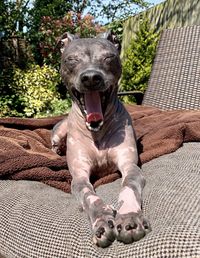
left=1, top=104, right=200, bottom=193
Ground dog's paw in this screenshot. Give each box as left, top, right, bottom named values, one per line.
left=92, top=217, right=116, bottom=248
left=51, top=135, right=66, bottom=155
left=115, top=212, right=151, bottom=244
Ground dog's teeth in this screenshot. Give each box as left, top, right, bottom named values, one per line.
left=99, top=121, right=104, bottom=127
left=86, top=122, right=101, bottom=132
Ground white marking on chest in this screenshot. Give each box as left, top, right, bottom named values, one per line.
left=68, top=137, right=75, bottom=145
left=118, top=186, right=141, bottom=214
left=97, top=154, right=108, bottom=167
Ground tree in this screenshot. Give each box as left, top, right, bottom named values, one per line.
left=29, top=0, right=150, bottom=27
left=28, top=0, right=93, bottom=36
left=27, top=0, right=150, bottom=66
left=28, top=0, right=71, bottom=65
left=29, top=0, right=73, bottom=30
left=87, top=0, right=150, bottom=23
left=0, top=0, right=30, bottom=37
left=38, top=12, right=104, bottom=68
left=120, top=18, right=159, bottom=102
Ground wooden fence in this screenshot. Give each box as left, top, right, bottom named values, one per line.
left=122, top=0, right=200, bottom=56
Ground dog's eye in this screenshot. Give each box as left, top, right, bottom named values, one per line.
left=104, top=55, right=116, bottom=63
left=66, top=57, right=79, bottom=65
left=65, top=57, right=80, bottom=70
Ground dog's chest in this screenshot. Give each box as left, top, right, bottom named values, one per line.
left=91, top=141, right=116, bottom=171
left=91, top=148, right=117, bottom=177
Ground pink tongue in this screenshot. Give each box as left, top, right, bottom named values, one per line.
left=84, top=92, right=103, bottom=123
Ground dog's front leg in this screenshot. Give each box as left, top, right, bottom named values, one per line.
left=112, top=127, right=151, bottom=244
left=116, top=163, right=151, bottom=244
left=68, top=149, right=116, bottom=248
left=71, top=173, right=116, bottom=247
left=51, top=118, right=68, bottom=155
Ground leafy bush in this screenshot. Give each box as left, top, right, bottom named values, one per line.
left=0, top=64, right=71, bottom=117
left=35, top=12, right=105, bottom=68
left=47, top=97, right=71, bottom=117
left=0, top=95, right=23, bottom=117
left=120, top=18, right=159, bottom=103
left=0, top=67, right=25, bottom=117
left=107, top=19, right=124, bottom=43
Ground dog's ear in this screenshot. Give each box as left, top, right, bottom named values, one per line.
left=57, top=32, right=78, bottom=53
left=97, top=30, right=121, bottom=53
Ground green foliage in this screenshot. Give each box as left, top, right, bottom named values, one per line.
left=28, top=0, right=151, bottom=66
left=28, top=0, right=105, bottom=66
left=0, top=65, right=68, bottom=117
left=87, top=0, right=150, bottom=23
left=0, top=0, right=30, bottom=37
left=120, top=18, right=159, bottom=103
left=0, top=67, right=24, bottom=117
left=28, top=0, right=73, bottom=65
left=30, top=12, right=104, bottom=68
left=0, top=95, right=23, bottom=117
left=14, top=64, right=61, bottom=117
left=107, top=19, right=124, bottom=43
left=29, top=0, right=89, bottom=32
left=47, top=98, right=72, bottom=117
left=30, top=0, right=73, bottom=21
left=0, top=0, right=154, bottom=117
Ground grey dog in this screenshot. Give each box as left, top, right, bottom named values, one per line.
left=51, top=31, right=151, bottom=248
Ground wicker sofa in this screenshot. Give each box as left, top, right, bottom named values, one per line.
left=0, top=26, right=200, bottom=258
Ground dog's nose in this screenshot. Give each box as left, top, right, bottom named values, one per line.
left=80, top=70, right=104, bottom=89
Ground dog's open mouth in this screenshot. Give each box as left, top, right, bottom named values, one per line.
left=72, top=88, right=109, bottom=131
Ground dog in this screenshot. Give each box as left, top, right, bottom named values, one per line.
left=51, top=31, right=151, bottom=247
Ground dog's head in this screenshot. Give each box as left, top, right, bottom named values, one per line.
left=59, top=31, right=122, bottom=132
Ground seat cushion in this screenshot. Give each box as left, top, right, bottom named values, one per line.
left=142, top=26, right=200, bottom=110
left=0, top=142, right=199, bottom=258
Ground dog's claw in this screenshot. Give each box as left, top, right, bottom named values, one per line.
left=143, top=220, right=150, bottom=230
left=95, top=227, right=105, bottom=238
left=115, top=212, right=151, bottom=244
left=117, top=224, right=122, bottom=233
left=125, top=222, right=137, bottom=231
left=108, top=220, right=114, bottom=229
left=113, top=209, right=117, bottom=217
left=93, top=218, right=116, bottom=248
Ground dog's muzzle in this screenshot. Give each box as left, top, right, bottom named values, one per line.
left=71, top=70, right=111, bottom=132
left=80, top=70, right=104, bottom=91
left=84, top=91, right=104, bottom=131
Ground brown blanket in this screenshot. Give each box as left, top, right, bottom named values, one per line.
left=1, top=105, right=200, bottom=193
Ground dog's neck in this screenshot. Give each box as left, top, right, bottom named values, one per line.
left=70, top=92, right=125, bottom=141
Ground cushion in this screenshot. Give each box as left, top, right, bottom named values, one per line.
left=142, top=26, right=200, bottom=110
left=0, top=142, right=199, bottom=257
